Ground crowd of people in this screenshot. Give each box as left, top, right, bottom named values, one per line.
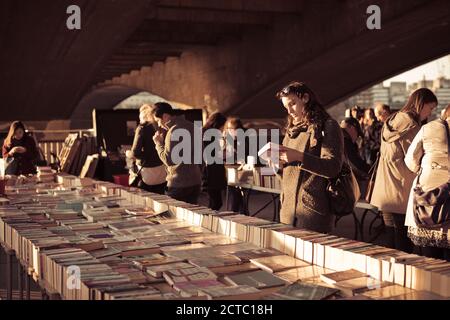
left=2, top=83, right=449, bottom=261
left=256, top=83, right=448, bottom=261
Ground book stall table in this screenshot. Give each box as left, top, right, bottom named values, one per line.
left=0, top=242, right=14, bottom=300
left=1, top=174, right=449, bottom=300
left=226, top=182, right=368, bottom=241
left=226, top=182, right=280, bottom=222
left=1, top=240, right=60, bottom=300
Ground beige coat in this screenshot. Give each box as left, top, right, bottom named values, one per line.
left=370, top=112, right=421, bottom=214
left=280, top=118, right=344, bottom=233
left=405, top=118, right=450, bottom=228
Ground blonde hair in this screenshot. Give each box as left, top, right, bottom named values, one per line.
left=139, top=104, right=154, bottom=123
left=441, top=104, right=450, bottom=120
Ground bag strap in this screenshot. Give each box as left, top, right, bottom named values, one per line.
left=443, top=119, right=450, bottom=177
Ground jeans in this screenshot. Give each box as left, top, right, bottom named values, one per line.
left=166, top=185, right=201, bottom=204
left=382, top=212, right=413, bottom=253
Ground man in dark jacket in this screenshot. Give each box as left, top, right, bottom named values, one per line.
left=340, top=117, right=370, bottom=182
left=152, top=102, right=202, bottom=204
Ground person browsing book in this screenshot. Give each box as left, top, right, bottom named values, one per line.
left=127, top=104, right=167, bottom=194
left=274, top=81, right=344, bottom=233
left=370, top=88, right=438, bottom=253
left=2, top=121, right=39, bottom=175
left=202, top=112, right=228, bottom=210
left=404, top=104, right=450, bottom=261
left=151, top=102, right=202, bottom=204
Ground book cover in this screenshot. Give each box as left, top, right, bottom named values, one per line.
left=162, top=266, right=218, bottom=286
left=145, top=262, right=193, bottom=278
left=250, top=254, right=310, bottom=273
left=223, top=270, right=287, bottom=289
left=276, top=266, right=331, bottom=283
left=198, top=285, right=260, bottom=300
left=232, top=248, right=282, bottom=262
left=333, top=276, right=391, bottom=297
left=320, top=269, right=368, bottom=285
left=273, top=282, right=339, bottom=300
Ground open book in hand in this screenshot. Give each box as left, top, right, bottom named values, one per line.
left=258, top=142, right=282, bottom=171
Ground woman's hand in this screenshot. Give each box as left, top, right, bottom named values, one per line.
left=9, top=146, right=26, bottom=155
left=279, top=146, right=303, bottom=165
left=125, top=150, right=134, bottom=159
left=152, top=131, right=164, bottom=145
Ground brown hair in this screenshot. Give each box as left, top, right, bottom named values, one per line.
left=400, top=88, right=437, bottom=123
left=204, top=112, right=227, bottom=130
left=276, top=81, right=329, bottom=129
left=225, top=117, right=245, bottom=130
left=4, top=121, right=26, bottom=148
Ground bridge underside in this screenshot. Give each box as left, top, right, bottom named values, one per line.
left=1, top=0, right=449, bottom=123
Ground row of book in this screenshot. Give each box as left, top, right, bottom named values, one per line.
left=1, top=174, right=449, bottom=300
left=96, top=176, right=450, bottom=298
left=96, top=179, right=450, bottom=298
left=168, top=205, right=450, bottom=297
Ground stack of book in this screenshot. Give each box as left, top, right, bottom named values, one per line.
left=36, top=166, right=56, bottom=183
left=163, top=265, right=223, bottom=297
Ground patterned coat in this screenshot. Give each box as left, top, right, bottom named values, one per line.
left=280, top=118, right=344, bottom=233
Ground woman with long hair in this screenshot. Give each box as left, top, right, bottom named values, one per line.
left=404, top=104, right=450, bottom=261
left=2, top=121, right=39, bottom=175
left=370, top=88, right=438, bottom=253
left=275, top=81, right=344, bottom=233
left=128, top=104, right=167, bottom=194
left=202, top=112, right=228, bottom=210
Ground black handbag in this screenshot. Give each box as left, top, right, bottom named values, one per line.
left=327, top=160, right=361, bottom=217
left=128, top=162, right=142, bottom=187
left=311, top=124, right=361, bottom=217
left=412, top=120, right=450, bottom=228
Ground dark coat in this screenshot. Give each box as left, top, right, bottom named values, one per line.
left=343, top=130, right=370, bottom=180
left=131, top=122, right=163, bottom=168
left=363, top=121, right=382, bottom=165
left=2, top=135, right=38, bottom=175
left=203, top=137, right=227, bottom=190
left=280, top=118, right=344, bottom=233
